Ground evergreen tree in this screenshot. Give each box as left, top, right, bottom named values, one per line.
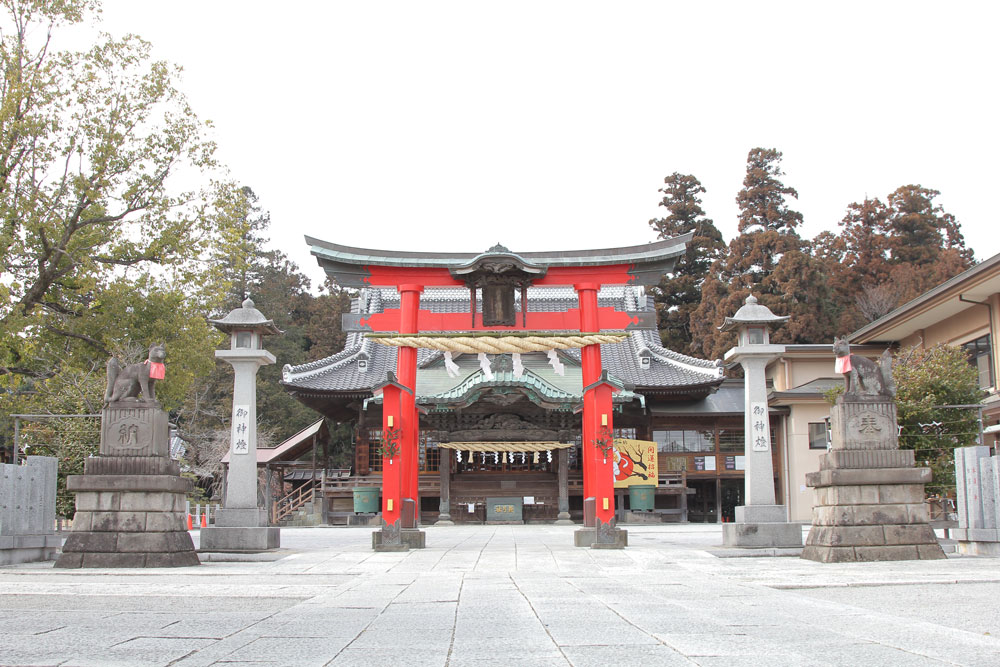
left=887, top=185, right=971, bottom=266
left=648, top=173, right=725, bottom=353
left=825, top=187, right=975, bottom=330
left=689, top=148, right=833, bottom=360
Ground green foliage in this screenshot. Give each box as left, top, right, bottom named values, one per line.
left=893, top=345, right=984, bottom=496
left=823, top=384, right=844, bottom=406
left=0, top=0, right=237, bottom=390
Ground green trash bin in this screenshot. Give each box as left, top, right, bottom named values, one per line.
left=353, top=487, right=380, bottom=513
left=628, top=484, right=656, bottom=511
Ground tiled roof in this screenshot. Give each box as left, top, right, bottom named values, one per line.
left=283, top=285, right=723, bottom=397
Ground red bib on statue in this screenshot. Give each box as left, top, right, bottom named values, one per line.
left=835, top=356, right=852, bottom=374
left=146, top=360, right=166, bottom=379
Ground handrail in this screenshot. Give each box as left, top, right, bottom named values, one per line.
left=274, top=479, right=320, bottom=523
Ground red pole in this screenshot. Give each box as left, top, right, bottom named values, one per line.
left=381, top=385, right=403, bottom=527
left=397, top=284, right=422, bottom=527
left=578, top=285, right=599, bottom=503
left=576, top=283, right=611, bottom=525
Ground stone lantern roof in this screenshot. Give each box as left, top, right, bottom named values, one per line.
left=718, top=295, right=789, bottom=332
left=209, top=297, right=281, bottom=335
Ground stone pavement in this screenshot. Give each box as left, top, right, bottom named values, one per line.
left=2, top=524, right=1000, bottom=666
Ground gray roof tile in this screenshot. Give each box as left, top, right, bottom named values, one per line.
left=283, top=285, right=723, bottom=396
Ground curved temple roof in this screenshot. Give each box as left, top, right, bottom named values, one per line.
left=282, top=284, right=724, bottom=418
left=305, top=234, right=694, bottom=288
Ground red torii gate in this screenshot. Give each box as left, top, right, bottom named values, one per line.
left=307, top=237, right=690, bottom=549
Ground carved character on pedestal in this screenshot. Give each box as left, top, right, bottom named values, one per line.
left=105, top=343, right=166, bottom=404
left=833, top=337, right=895, bottom=397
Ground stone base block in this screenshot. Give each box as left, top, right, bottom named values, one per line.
left=371, top=529, right=409, bottom=552
left=582, top=497, right=595, bottom=528
left=820, top=449, right=915, bottom=470
left=84, top=456, right=180, bottom=476
left=951, top=528, right=1000, bottom=542
left=806, top=467, right=932, bottom=488
left=722, top=521, right=803, bottom=548
left=401, top=529, right=426, bottom=548
left=804, top=463, right=945, bottom=562
left=213, top=508, right=270, bottom=528
left=956, top=540, right=1000, bottom=557
left=736, top=504, right=788, bottom=523
left=554, top=511, right=574, bottom=526
left=56, top=472, right=199, bottom=569
left=573, top=528, right=629, bottom=548
left=802, top=543, right=945, bottom=562
left=56, top=530, right=198, bottom=568
left=199, top=526, right=280, bottom=552
left=55, top=550, right=200, bottom=568
left=0, top=535, right=62, bottom=566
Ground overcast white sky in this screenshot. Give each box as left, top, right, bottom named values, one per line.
left=92, top=1, right=999, bottom=288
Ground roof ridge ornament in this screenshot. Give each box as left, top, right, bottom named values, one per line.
left=486, top=243, right=511, bottom=254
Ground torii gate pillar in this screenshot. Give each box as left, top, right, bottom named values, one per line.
left=575, top=283, right=627, bottom=548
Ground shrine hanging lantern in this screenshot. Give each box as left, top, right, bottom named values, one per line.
left=450, top=244, right=546, bottom=327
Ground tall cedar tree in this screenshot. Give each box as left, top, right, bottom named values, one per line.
left=824, top=186, right=974, bottom=332
left=176, top=188, right=350, bottom=480
left=648, top=173, right=725, bottom=354
left=689, top=148, right=835, bottom=360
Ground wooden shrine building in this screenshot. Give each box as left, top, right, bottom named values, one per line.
left=281, top=237, right=781, bottom=545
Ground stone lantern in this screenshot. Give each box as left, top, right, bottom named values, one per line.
left=719, top=295, right=802, bottom=548
left=200, top=297, right=282, bottom=552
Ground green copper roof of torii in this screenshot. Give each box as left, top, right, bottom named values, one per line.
left=304, top=234, right=693, bottom=269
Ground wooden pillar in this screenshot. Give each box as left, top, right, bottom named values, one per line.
left=715, top=477, right=722, bottom=524
left=357, top=406, right=369, bottom=475
left=310, top=434, right=318, bottom=484
left=265, top=464, right=274, bottom=523
left=556, top=447, right=572, bottom=524
left=680, top=470, right=689, bottom=522
left=437, top=449, right=453, bottom=525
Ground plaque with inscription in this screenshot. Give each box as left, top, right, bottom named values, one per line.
left=750, top=402, right=770, bottom=451
left=486, top=496, right=523, bottom=521
left=231, top=404, right=251, bottom=455
left=100, top=404, right=169, bottom=457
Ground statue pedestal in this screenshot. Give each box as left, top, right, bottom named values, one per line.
left=199, top=508, right=279, bottom=552
left=722, top=504, right=802, bottom=548
left=802, top=396, right=945, bottom=562
left=55, top=403, right=199, bottom=568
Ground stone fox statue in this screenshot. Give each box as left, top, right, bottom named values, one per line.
left=105, top=344, right=166, bottom=404
left=832, top=337, right=895, bottom=397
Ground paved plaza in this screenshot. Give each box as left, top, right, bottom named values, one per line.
left=2, top=524, right=1000, bottom=666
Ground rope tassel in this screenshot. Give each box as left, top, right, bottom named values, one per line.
left=444, top=351, right=461, bottom=378
left=478, top=353, right=494, bottom=380
left=547, top=349, right=565, bottom=376
left=512, top=353, right=524, bottom=379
